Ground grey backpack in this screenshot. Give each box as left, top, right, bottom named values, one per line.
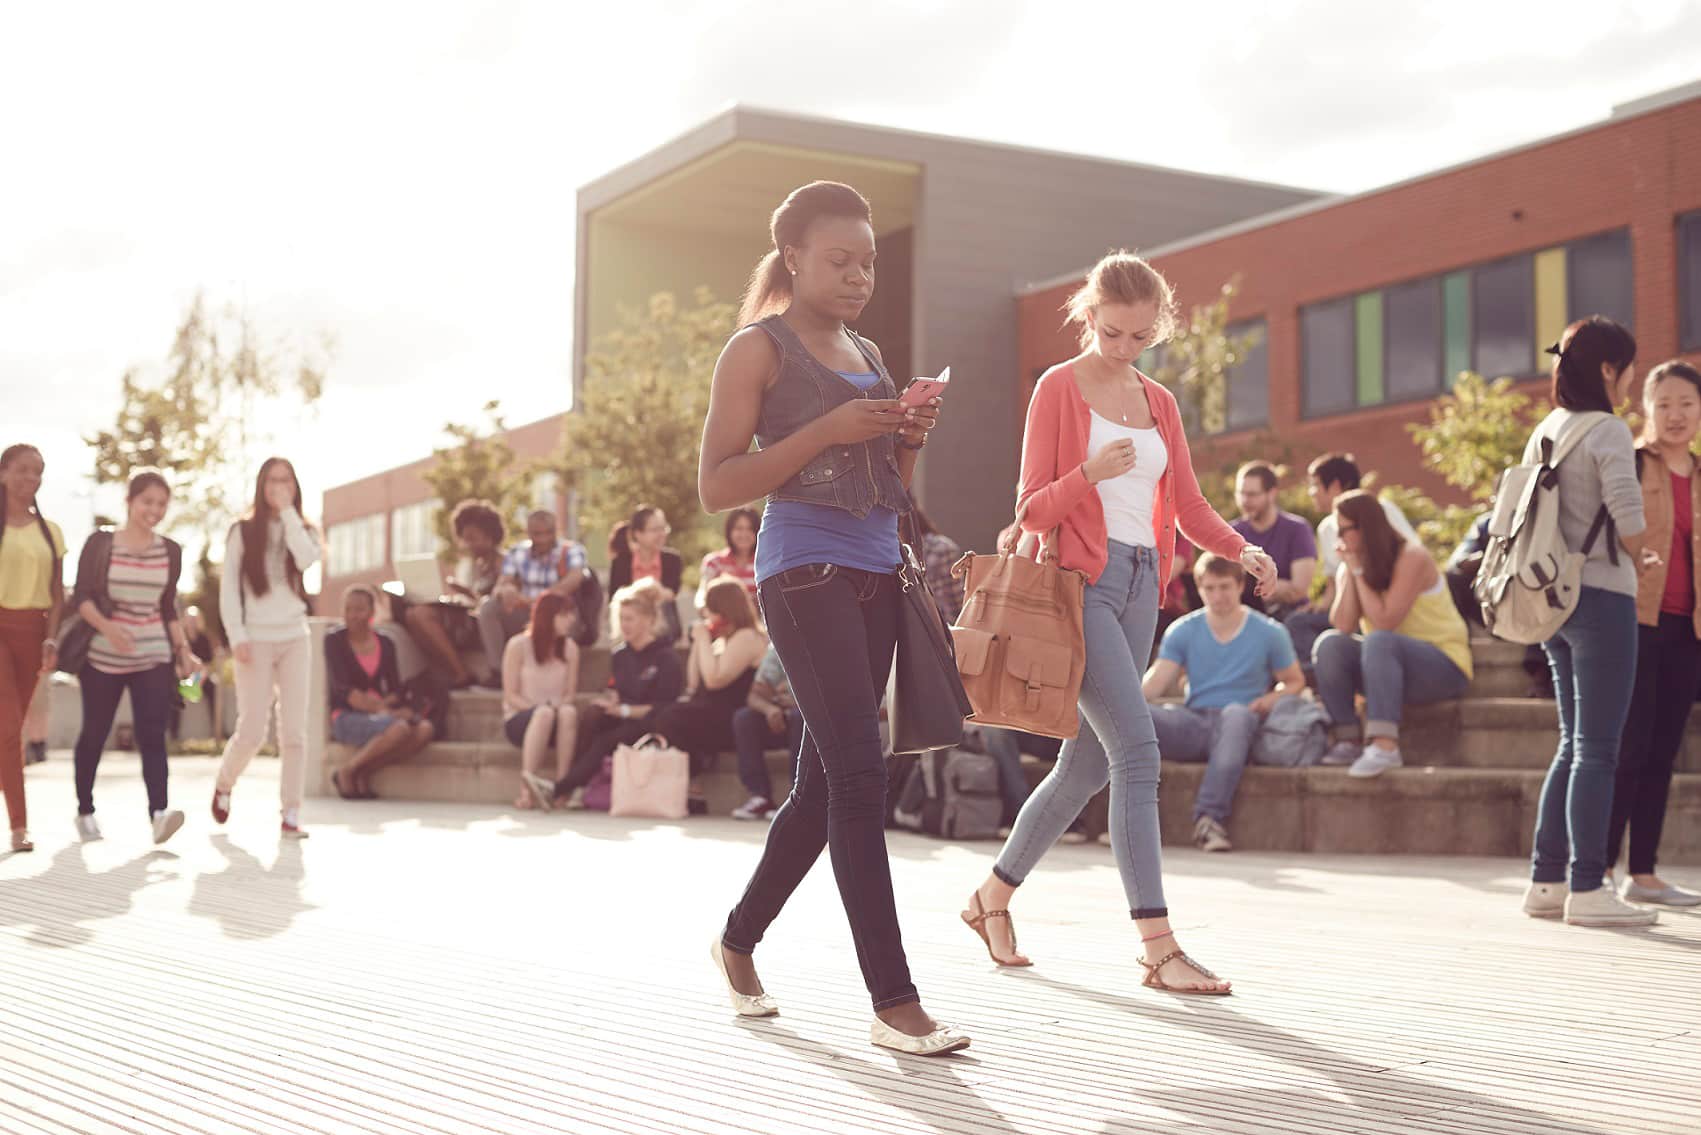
left=1249, top=695, right=1330, bottom=768
left=892, top=749, right=1003, bottom=839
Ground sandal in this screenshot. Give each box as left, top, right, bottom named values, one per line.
left=960, top=892, right=1033, bottom=967
left=1138, top=948, right=1232, bottom=996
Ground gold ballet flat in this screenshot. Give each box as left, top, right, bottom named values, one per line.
left=869, top=1016, right=971, bottom=1056
left=709, top=940, right=779, bottom=1018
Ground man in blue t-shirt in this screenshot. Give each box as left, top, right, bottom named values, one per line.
left=1143, top=553, right=1307, bottom=852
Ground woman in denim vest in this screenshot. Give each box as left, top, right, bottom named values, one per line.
left=699, top=181, right=967, bottom=1056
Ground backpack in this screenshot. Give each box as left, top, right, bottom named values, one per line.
left=1474, top=412, right=1618, bottom=645
left=1249, top=695, right=1330, bottom=768
left=891, top=749, right=1003, bottom=839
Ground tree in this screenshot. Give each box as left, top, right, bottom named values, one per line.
left=418, top=401, right=534, bottom=558
left=552, top=288, right=737, bottom=568
left=1146, top=278, right=1264, bottom=438
left=86, top=294, right=330, bottom=546
left=1386, top=372, right=1546, bottom=555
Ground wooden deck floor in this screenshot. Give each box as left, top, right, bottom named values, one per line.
left=3, top=754, right=1698, bottom=1135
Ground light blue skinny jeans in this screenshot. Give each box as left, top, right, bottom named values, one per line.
left=992, top=540, right=1168, bottom=918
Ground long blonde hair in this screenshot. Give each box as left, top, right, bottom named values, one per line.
left=1063, top=250, right=1179, bottom=349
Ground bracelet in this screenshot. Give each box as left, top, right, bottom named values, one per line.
left=895, top=435, right=926, bottom=451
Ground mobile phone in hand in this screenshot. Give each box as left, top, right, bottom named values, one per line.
left=898, top=366, right=950, bottom=409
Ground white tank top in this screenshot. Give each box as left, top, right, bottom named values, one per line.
left=1087, top=410, right=1169, bottom=548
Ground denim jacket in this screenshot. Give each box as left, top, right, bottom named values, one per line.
left=753, top=315, right=912, bottom=520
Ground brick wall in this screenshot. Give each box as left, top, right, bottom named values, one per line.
left=1017, top=97, right=1701, bottom=504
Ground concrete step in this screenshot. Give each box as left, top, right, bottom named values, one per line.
left=1110, top=761, right=1701, bottom=865
left=322, top=742, right=793, bottom=815
left=1402, top=698, right=1701, bottom=772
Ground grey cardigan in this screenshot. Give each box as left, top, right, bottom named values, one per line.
left=1539, top=408, right=1646, bottom=598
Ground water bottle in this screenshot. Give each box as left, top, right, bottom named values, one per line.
left=178, top=671, right=203, bottom=704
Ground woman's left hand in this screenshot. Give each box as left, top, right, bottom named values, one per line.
left=1241, top=545, right=1278, bottom=596
left=39, top=639, right=56, bottom=675
left=896, top=397, right=942, bottom=448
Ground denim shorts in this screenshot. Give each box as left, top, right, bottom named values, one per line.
left=332, top=711, right=399, bottom=748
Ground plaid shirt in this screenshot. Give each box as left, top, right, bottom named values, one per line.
left=500, top=540, right=588, bottom=600
left=922, top=532, right=965, bottom=624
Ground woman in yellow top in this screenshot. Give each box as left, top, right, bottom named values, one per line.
left=0, top=444, right=66, bottom=852
left=1313, top=489, right=1472, bottom=777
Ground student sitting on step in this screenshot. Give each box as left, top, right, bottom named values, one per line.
left=1143, top=553, right=1308, bottom=852
left=729, top=643, right=803, bottom=820
left=501, top=592, right=580, bottom=811
left=1313, top=490, right=1472, bottom=777
left=550, top=579, right=683, bottom=807
left=400, top=499, right=506, bottom=689
left=652, top=578, right=768, bottom=797
left=326, top=585, right=435, bottom=800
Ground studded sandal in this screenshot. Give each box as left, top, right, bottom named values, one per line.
left=1138, top=948, right=1232, bottom=995
left=960, top=892, right=1034, bottom=967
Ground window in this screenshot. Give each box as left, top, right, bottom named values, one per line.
left=1385, top=277, right=1443, bottom=401
left=1472, top=254, right=1534, bottom=379
left=1301, top=298, right=1356, bottom=418
left=516, top=472, right=559, bottom=528
left=1679, top=212, right=1701, bottom=351
left=1224, top=320, right=1268, bottom=431
left=390, top=502, right=436, bottom=561
left=1567, top=229, right=1633, bottom=329
left=326, top=514, right=386, bottom=578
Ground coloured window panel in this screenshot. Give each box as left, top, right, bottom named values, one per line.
left=1443, top=271, right=1471, bottom=387
left=1355, top=293, right=1385, bottom=406
left=1533, top=248, right=1568, bottom=358
left=1684, top=213, right=1701, bottom=351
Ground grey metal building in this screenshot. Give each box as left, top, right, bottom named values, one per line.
left=574, top=106, right=1322, bottom=546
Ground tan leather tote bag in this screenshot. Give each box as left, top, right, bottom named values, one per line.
left=948, top=508, right=1087, bottom=739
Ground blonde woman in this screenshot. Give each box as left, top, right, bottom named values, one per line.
left=962, top=251, right=1275, bottom=993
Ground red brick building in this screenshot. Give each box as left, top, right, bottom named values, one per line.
left=317, top=413, right=567, bottom=612
left=1018, top=85, right=1701, bottom=503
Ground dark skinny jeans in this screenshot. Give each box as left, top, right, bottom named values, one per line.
left=721, top=564, right=918, bottom=1011
left=1608, top=613, right=1701, bottom=875
left=732, top=705, right=803, bottom=800
left=1533, top=586, right=1638, bottom=893
left=75, top=662, right=175, bottom=817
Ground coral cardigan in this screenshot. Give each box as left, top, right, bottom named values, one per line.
left=1017, top=362, right=1247, bottom=585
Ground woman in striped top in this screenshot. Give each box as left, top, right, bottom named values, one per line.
left=71, top=470, right=195, bottom=844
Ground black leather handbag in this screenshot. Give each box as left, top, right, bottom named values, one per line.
left=887, top=521, right=974, bottom=755
left=55, top=531, right=113, bottom=675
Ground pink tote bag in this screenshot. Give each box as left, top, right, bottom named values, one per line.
left=609, top=733, right=690, bottom=820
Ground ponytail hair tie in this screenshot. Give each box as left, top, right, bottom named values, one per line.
left=1544, top=341, right=1565, bottom=358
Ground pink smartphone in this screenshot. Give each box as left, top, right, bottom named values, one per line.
left=898, top=366, right=950, bottom=408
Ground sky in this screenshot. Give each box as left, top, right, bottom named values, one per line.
left=4, top=0, right=1698, bottom=562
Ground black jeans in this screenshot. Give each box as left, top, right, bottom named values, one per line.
left=1608, top=614, right=1701, bottom=874
left=75, top=663, right=174, bottom=817
left=732, top=705, right=803, bottom=800
left=721, top=564, right=917, bottom=1011
left=555, top=707, right=652, bottom=796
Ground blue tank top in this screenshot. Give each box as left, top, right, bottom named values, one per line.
left=755, top=370, right=902, bottom=583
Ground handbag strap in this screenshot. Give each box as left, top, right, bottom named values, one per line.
left=998, top=499, right=1061, bottom=564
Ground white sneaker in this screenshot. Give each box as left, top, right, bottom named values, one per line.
left=1565, top=886, right=1659, bottom=927
left=74, top=813, right=102, bottom=843
left=1192, top=816, right=1233, bottom=853
left=731, top=796, right=775, bottom=821
left=1621, top=879, right=1701, bottom=907
left=151, top=809, right=185, bottom=845
left=1522, top=882, right=1566, bottom=919
left=1347, top=745, right=1402, bottom=778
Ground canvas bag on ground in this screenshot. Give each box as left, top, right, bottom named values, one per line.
left=609, top=733, right=689, bottom=820
left=1474, top=411, right=1616, bottom=645
left=948, top=506, right=1087, bottom=739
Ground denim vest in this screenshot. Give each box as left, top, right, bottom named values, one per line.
left=753, top=315, right=912, bottom=519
